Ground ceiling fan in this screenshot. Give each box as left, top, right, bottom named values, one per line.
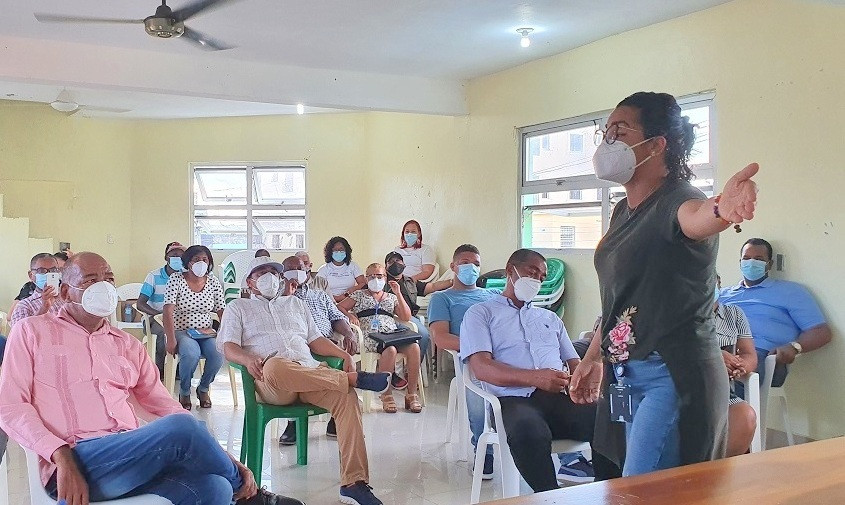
left=49, top=90, right=132, bottom=117
left=34, top=0, right=240, bottom=51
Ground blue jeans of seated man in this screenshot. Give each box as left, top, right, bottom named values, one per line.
left=457, top=360, right=494, bottom=456
left=175, top=331, right=224, bottom=397
left=45, top=414, right=243, bottom=505
left=614, top=353, right=681, bottom=477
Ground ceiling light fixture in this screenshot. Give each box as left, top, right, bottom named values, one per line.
left=50, top=99, right=79, bottom=113
left=517, top=27, right=534, bottom=48
left=296, top=103, right=305, bottom=115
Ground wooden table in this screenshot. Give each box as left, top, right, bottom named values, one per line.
left=491, top=437, right=845, bottom=505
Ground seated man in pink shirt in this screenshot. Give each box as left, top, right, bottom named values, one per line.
left=0, top=252, right=300, bottom=505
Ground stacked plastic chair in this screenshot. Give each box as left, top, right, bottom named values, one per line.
left=482, top=258, right=566, bottom=316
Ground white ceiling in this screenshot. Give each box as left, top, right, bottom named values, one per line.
left=0, top=0, right=735, bottom=118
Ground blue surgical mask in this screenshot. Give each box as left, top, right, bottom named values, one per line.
left=404, top=233, right=418, bottom=247
left=332, top=250, right=347, bottom=263
left=456, top=264, right=480, bottom=287
left=168, top=257, right=184, bottom=271
left=740, top=259, right=767, bottom=282
left=34, top=273, right=48, bottom=290
left=714, top=286, right=720, bottom=302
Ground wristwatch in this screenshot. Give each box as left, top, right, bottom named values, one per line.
left=789, top=341, right=803, bottom=354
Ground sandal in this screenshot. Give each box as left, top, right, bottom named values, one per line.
left=179, top=395, right=192, bottom=411
left=405, top=393, right=422, bottom=413
left=197, top=388, right=212, bottom=409
left=380, top=392, right=397, bottom=414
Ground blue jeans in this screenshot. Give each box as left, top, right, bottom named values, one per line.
left=175, top=332, right=224, bottom=397
left=614, top=353, right=681, bottom=477
left=0, top=335, right=6, bottom=364
left=45, top=415, right=242, bottom=505
left=410, top=316, right=430, bottom=359
left=457, top=360, right=494, bottom=456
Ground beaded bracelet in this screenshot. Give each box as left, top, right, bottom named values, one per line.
left=714, top=194, right=742, bottom=233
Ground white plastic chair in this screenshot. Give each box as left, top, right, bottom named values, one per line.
left=759, top=354, right=794, bottom=449
left=359, top=318, right=427, bottom=413
left=24, top=448, right=172, bottom=504
left=735, top=372, right=762, bottom=453
left=419, top=263, right=440, bottom=284
left=463, top=365, right=591, bottom=503
left=1, top=445, right=8, bottom=505
left=0, top=310, right=8, bottom=335
left=444, top=350, right=470, bottom=462
left=115, top=283, right=145, bottom=330
left=220, top=250, right=255, bottom=305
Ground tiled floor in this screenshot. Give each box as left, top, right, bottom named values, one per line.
left=2, top=368, right=518, bottom=505
left=2, top=368, right=807, bottom=505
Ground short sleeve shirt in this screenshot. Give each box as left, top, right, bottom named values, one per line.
left=316, top=262, right=363, bottom=296
left=217, top=295, right=321, bottom=368
left=460, top=295, right=578, bottom=397
left=385, top=276, right=427, bottom=316
left=350, top=290, right=399, bottom=336
left=594, top=179, right=718, bottom=361
left=395, top=244, right=436, bottom=278
left=294, top=285, right=348, bottom=338
left=427, top=287, right=499, bottom=337
left=719, top=278, right=825, bottom=351
left=714, top=303, right=752, bottom=349
left=163, top=272, right=225, bottom=331
left=140, top=266, right=171, bottom=312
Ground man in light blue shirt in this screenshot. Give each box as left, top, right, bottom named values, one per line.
left=428, top=244, right=499, bottom=478
left=461, top=249, right=595, bottom=493
left=137, top=241, right=185, bottom=379
left=720, top=238, right=831, bottom=389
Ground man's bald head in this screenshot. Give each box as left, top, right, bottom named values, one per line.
left=62, top=252, right=114, bottom=287
left=282, top=256, right=305, bottom=272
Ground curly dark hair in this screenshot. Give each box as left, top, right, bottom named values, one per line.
left=323, top=236, right=352, bottom=265
left=617, top=92, right=697, bottom=181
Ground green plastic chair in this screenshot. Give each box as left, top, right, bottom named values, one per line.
left=484, top=258, right=566, bottom=295
left=232, top=354, right=344, bottom=486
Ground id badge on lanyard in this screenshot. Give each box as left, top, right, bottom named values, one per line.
left=609, top=363, right=633, bottom=423
left=370, top=299, right=382, bottom=332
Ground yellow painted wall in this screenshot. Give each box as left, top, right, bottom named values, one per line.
left=464, top=0, right=845, bottom=439
left=0, top=102, right=135, bottom=310
left=127, top=113, right=373, bottom=283
left=0, top=0, right=841, bottom=440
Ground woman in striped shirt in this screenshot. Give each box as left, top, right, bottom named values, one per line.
left=715, top=275, right=758, bottom=456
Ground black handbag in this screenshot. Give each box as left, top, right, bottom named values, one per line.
left=369, top=327, right=421, bottom=353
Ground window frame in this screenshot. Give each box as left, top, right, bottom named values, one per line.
left=517, top=91, right=717, bottom=253
left=189, top=162, right=308, bottom=252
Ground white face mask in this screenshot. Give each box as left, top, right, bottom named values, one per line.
left=368, top=278, right=386, bottom=292
left=69, top=281, right=119, bottom=318
left=592, top=138, right=654, bottom=184
left=190, top=261, right=209, bottom=277
left=510, top=269, right=542, bottom=303
left=283, top=269, right=308, bottom=285
left=255, top=272, right=281, bottom=298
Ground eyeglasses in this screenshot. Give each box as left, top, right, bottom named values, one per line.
left=594, top=124, right=643, bottom=145
left=32, top=267, right=60, bottom=275
left=366, top=274, right=386, bottom=280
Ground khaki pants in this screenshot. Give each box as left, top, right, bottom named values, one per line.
left=255, top=358, right=368, bottom=486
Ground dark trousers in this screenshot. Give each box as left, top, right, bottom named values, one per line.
left=499, top=390, right=596, bottom=493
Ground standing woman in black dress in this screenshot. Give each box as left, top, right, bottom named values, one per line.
left=569, top=92, right=759, bottom=476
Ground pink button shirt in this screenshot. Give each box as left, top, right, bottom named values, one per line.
left=9, top=290, right=65, bottom=327
left=0, top=307, right=187, bottom=485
